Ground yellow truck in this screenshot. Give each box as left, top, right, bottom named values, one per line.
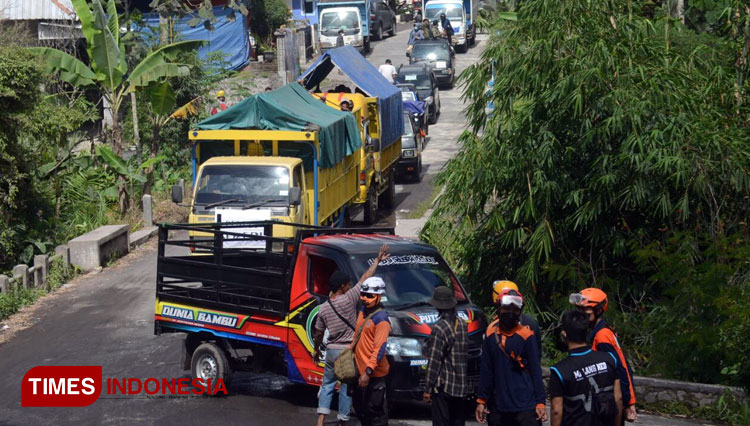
left=171, top=83, right=368, bottom=242
left=313, top=92, right=401, bottom=224
left=301, top=46, right=405, bottom=225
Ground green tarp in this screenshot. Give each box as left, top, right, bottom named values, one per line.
left=195, top=83, right=362, bottom=168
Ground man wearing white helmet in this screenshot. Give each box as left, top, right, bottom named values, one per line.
left=351, top=275, right=392, bottom=426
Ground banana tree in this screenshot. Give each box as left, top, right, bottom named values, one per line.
left=30, top=0, right=202, bottom=212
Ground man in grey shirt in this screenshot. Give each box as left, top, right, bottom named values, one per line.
left=314, top=245, right=389, bottom=426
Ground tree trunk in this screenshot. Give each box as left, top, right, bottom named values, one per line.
left=111, top=110, right=130, bottom=213
left=131, top=91, right=141, bottom=162
left=143, top=121, right=162, bottom=196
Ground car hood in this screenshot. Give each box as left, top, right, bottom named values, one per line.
left=385, top=303, right=487, bottom=338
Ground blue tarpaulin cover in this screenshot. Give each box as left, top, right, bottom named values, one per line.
left=403, top=100, right=426, bottom=115
left=299, top=46, right=403, bottom=149
left=136, top=7, right=250, bottom=71
left=195, top=83, right=362, bottom=169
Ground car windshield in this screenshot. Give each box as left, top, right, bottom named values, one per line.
left=195, top=165, right=290, bottom=206
left=320, top=10, right=360, bottom=32
left=351, top=253, right=467, bottom=308
left=412, top=43, right=451, bottom=62
left=425, top=4, right=463, bottom=21
left=397, top=72, right=431, bottom=90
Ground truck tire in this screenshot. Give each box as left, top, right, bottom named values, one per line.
left=363, top=186, right=377, bottom=225
left=375, top=23, right=383, bottom=40
left=191, top=342, right=232, bottom=395
left=412, top=160, right=422, bottom=183
left=379, top=171, right=396, bottom=209
left=428, top=106, right=437, bottom=124
left=364, top=38, right=371, bottom=54
left=388, top=19, right=396, bottom=36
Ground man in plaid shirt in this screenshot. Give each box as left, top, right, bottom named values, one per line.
left=422, top=286, right=470, bottom=426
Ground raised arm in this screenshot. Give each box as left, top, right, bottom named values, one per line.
left=343, top=245, right=390, bottom=305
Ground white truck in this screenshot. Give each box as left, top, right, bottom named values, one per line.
left=317, top=0, right=372, bottom=53
left=424, top=0, right=477, bottom=52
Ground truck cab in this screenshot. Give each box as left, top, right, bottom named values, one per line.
left=154, top=224, right=487, bottom=401
left=424, top=0, right=476, bottom=52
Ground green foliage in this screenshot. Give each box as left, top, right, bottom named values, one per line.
left=46, top=257, right=78, bottom=290
left=423, top=0, right=750, bottom=388
left=0, top=287, right=46, bottom=321
left=150, top=0, right=249, bottom=30
left=248, top=0, right=292, bottom=44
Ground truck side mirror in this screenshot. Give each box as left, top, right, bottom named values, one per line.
left=368, top=138, right=381, bottom=152
left=171, top=180, right=184, bottom=204
left=288, top=187, right=302, bottom=206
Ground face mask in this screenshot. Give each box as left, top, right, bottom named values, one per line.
left=499, top=311, right=520, bottom=329
left=360, top=294, right=380, bottom=308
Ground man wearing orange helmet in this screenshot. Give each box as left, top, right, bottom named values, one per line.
left=569, top=288, right=637, bottom=423
left=487, top=281, right=542, bottom=359
left=476, top=288, right=547, bottom=426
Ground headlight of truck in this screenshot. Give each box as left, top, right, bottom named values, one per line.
left=386, top=337, right=422, bottom=356
left=402, top=149, right=415, bottom=158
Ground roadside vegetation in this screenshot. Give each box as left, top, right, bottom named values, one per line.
left=424, top=0, right=750, bottom=398
left=0, top=0, right=290, bottom=276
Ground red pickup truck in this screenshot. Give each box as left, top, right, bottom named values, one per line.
left=154, top=221, right=487, bottom=399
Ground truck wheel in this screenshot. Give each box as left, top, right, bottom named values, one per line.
left=428, top=107, right=437, bottom=125
left=376, top=23, right=383, bottom=40
left=364, top=38, right=371, bottom=54
left=412, top=160, right=422, bottom=183
left=191, top=342, right=232, bottom=396
left=379, top=171, right=396, bottom=209
left=363, top=186, right=377, bottom=225
left=388, top=20, right=396, bottom=36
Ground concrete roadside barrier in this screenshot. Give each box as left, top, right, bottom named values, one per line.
left=68, top=225, right=130, bottom=272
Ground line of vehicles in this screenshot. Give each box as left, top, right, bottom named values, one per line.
left=318, top=0, right=478, bottom=55
left=156, top=46, right=487, bottom=402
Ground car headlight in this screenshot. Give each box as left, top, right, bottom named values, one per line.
left=386, top=337, right=422, bottom=356
left=402, top=149, right=415, bottom=158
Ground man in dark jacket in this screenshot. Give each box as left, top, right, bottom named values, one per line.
left=423, top=286, right=470, bottom=426
left=549, top=310, right=622, bottom=426
left=476, top=289, right=546, bottom=426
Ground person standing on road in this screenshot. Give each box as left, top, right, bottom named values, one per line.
left=549, top=310, right=622, bottom=426
left=378, top=59, right=398, bottom=83
left=476, top=289, right=547, bottom=426
left=484, top=280, right=543, bottom=426
left=336, top=29, right=345, bottom=47
left=486, top=280, right=542, bottom=359
left=422, top=286, right=470, bottom=426
left=352, top=276, right=392, bottom=426
left=313, top=246, right=390, bottom=426
left=569, top=288, right=637, bottom=424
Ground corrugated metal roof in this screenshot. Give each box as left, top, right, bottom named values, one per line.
left=0, top=0, right=75, bottom=21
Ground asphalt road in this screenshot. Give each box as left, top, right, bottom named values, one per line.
left=0, top=25, right=714, bottom=426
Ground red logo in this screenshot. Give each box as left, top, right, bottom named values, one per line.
left=22, top=366, right=102, bottom=407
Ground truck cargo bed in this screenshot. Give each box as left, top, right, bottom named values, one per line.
left=156, top=222, right=300, bottom=317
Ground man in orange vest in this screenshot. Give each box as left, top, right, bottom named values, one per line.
left=210, top=90, right=228, bottom=115
left=569, top=288, right=637, bottom=423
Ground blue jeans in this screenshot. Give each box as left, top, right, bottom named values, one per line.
left=317, top=347, right=352, bottom=421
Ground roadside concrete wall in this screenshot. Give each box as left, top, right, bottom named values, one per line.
left=0, top=195, right=157, bottom=294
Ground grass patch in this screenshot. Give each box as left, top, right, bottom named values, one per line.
left=0, top=257, right=78, bottom=321
left=405, top=183, right=443, bottom=219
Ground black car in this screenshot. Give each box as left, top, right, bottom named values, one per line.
left=408, top=39, right=455, bottom=88
left=396, top=63, right=441, bottom=124
left=370, top=0, right=397, bottom=40
left=397, top=112, right=424, bottom=182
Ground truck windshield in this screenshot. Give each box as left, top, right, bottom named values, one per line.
left=352, top=253, right=467, bottom=309
left=425, top=4, right=463, bottom=21
left=195, top=165, right=290, bottom=206
left=321, top=10, right=360, bottom=33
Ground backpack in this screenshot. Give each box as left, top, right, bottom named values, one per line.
left=333, top=308, right=381, bottom=383
left=591, top=383, right=618, bottom=425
